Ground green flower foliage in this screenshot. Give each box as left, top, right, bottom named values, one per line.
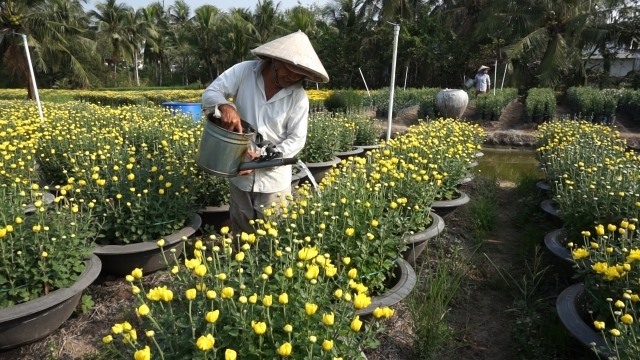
left=525, top=87, right=556, bottom=120
left=35, top=101, right=202, bottom=244
left=475, top=88, right=518, bottom=121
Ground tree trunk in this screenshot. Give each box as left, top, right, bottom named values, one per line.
left=134, top=53, right=140, bottom=87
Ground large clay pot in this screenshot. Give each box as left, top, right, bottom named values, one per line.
left=334, top=146, right=365, bottom=160
left=431, top=190, right=471, bottom=218
left=556, top=283, right=613, bottom=358
left=0, top=255, right=102, bottom=350
left=543, top=228, right=573, bottom=263
left=436, top=89, right=469, bottom=119
left=355, top=144, right=383, bottom=157
left=540, top=199, right=562, bottom=227
left=356, top=258, right=416, bottom=318
left=402, top=212, right=445, bottom=265
left=93, top=214, right=201, bottom=277
left=198, top=205, right=230, bottom=231
left=299, top=156, right=341, bottom=187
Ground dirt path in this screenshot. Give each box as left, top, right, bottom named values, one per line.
left=363, top=180, right=522, bottom=360
left=438, top=181, right=519, bottom=359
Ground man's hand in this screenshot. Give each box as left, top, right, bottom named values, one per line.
left=218, top=104, right=243, bottom=133
left=237, top=149, right=261, bottom=176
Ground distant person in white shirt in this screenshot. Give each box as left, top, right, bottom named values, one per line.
left=475, top=65, right=491, bottom=95
left=202, top=31, right=329, bottom=235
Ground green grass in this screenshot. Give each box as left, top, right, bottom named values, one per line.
left=407, top=176, right=498, bottom=359
left=407, top=243, right=470, bottom=359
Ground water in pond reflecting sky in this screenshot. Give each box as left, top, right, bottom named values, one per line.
left=476, top=146, right=543, bottom=182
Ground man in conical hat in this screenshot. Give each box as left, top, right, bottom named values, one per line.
left=474, top=65, right=491, bottom=95
left=202, top=30, right=329, bottom=235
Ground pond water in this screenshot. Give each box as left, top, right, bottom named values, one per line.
left=475, top=146, right=543, bottom=182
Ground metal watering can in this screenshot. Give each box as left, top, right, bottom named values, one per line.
left=196, top=114, right=298, bottom=177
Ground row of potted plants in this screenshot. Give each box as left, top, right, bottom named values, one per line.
left=566, top=87, right=620, bottom=123
left=537, top=119, right=640, bottom=359
left=524, top=87, right=556, bottom=123
left=100, top=117, right=484, bottom=358
left=0, top=93, right=483, bottom=354
left=475, top=88, right=518, bottom=121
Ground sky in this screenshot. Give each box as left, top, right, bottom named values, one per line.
left=86, top=0, right=326, bottom=12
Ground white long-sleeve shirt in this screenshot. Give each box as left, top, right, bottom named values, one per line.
left=202, top=60, right=309, bottom=193
left=475, top=72, right=491, bottom=92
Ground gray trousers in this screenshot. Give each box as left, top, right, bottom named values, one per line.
left=229, top=182, right=291, bottom=235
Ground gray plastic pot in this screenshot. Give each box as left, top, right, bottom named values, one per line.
left=0, top=255, right=102, bottom=350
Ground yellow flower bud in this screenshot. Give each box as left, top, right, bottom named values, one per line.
left=221, top=287, right=234, bottom=299
left=353, top=293, right=372, bottom=310
left=137, top=304, right=150, bottom=316
left=192, top=264, right=206, bottom=277
left=196, top=334, right=215, bottom=351
left=284, top=267, right=294, bottom=278
left=225, top=349, right=237, bottom=360
left=279, top=293, right=289, bottom=304
left=277, top=342, right=292, bottom=356
left=235, top=252, right=245, bottom=261
left=131, top=268, right=143, bottom=279
left=305, top=302, right=318, bottom=315
left=322, top=312, right=335, bottom=326
left=185, top=288, right=197, bottom=300
left=350, top=316, right=363, bottom=331
left=252, top=321, right=267, bottom=335
left=322, top=339, right=334, bottom=351
left=134, top=346, right=150, bottom=360
left=348, top=268, right=358, bottom=279
left=621, top=313, right=634, bottom=325
left=205, top=310, right=220, bottom=323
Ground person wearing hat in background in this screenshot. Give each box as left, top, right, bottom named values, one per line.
left=475, top=65, right=491, bottom=96
left=202, top=31, right=329, bottom=235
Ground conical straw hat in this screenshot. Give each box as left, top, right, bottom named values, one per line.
left=251, top=31, right=329, bottom=83
left=478, top=65, right=490, bottom=71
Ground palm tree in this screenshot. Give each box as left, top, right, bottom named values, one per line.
left=88, top=0, right=134, bottom=75
left=253, top=0, right=282, bottom=43
left=138, top=2, right=169, bottom=85
left=191, top=5, right=221, bottom=80
left=0, top=0, right=94, bottom=97
left=319, top=0, right=368, bottom=87
left=480, top=0, right=628, bottom=88
left=123, top=8, right=157, bottom=86
left=216, top=10, right=257, bottom=71
left=283, top=6, right=318, bottom=35
left=167, top=0, right=194, bottom=85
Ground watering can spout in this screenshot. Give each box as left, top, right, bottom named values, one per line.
left=238, top=157, right=298, bottom=171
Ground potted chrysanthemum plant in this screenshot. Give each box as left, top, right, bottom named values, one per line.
left=35, top=102, right=203, bottom=276
left=100, top=226, right=395, bottom=359
left=0, top=100, right=101, bottom=350
left=563, top=219, right=640, bottom=358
